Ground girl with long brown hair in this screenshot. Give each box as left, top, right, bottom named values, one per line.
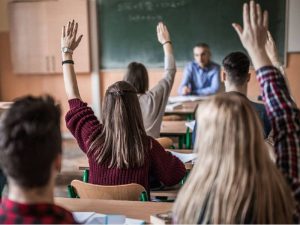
left=123, top=22, right=176, bottom=138
left=173, top=1, right=300, bottom=223
left=60, top=21, right=186, bottom=194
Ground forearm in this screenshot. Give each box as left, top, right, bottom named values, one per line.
left=162, top=47, right=176, bottom=84
left=249, top=49, right=272, bottom=70
left=163, top=42, right=173, bottom=56
left=257, top=66, right=300, bottom=183
left=62, top=53, right=81, bottom=100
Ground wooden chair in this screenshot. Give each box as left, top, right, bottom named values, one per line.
left=69, top=180, right=148, bottom=201
left=156, top=137, right=174, bottom=149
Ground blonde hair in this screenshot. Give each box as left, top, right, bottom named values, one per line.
left=173, top=93, right=295, bottom=224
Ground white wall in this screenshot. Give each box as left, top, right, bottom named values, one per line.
left=288, top=0, right=300, bottom=52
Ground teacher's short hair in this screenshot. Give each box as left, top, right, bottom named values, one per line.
left=194, top=43, right=210, bottom=49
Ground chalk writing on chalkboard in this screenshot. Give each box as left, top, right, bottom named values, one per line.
left=129, top=15, right=163, bottom=22
left=117, top=0, right=188, bottom=12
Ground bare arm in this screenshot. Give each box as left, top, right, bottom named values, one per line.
left=61, top=20, right=83, bottom=100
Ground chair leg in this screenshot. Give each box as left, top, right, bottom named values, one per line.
left=186, top=127, right=191, bottom=149
left=139, top=191, right=149, bottom=201
left=82, top=169, right=89, bottom=183
left=67, top=185, right=77, bottom=198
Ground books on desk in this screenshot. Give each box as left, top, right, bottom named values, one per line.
left=165, top=102, right=182, bottom=111
left=169, top=151, right=197, bottom=163
left=185, top=120, right=195, bottom=131
left=73, top=212, right=145, bottom=224
left=168, top=95, right=208, bottom=104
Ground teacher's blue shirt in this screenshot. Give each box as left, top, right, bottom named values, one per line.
left=178, top=61, right=221, bottom=96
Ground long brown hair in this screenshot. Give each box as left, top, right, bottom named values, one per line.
left=173, top=93, right=295, bottom=224
left=89, top=81, right=147, bottom=169
left=123, top=62, right=149, bottom=94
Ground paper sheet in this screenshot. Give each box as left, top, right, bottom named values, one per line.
left=170, top=151, right=197, bottom=163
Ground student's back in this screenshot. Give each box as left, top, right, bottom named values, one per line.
left=0, top=96, right=76, bottom=224
left=62, top=22, right=186, bottom=195
left=65, top=82, right=186, bottom=193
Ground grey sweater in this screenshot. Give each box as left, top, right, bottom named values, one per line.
left=138, top=54, right=176, bottom=138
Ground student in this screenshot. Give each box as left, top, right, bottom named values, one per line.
left=0, top=96, right=76, bottom=224
left=61, top=21, right=186, bottom=194
left=222, top=51, right=271, bottom=137
left=178, top=43, right=220, bottom=96
left=191, top=51, right=271, bottom=146
left=123, top=23, right=176, bottom=138
left=173, top=1, right=300, bottom=223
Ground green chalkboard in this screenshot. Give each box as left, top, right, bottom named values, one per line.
left=97, top=0, right=286, bottom=69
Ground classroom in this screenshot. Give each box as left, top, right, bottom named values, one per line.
left=0, top=0, right=300, bottom=224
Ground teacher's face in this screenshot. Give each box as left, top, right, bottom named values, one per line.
left=193, top=46, right=211, bottom=67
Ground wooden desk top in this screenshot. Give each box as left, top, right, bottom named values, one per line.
left=167, top=149, right=193, bottom=154
left=150, top=185, right=180, bottom=198
left=55, top=197, right=173, bottom=222
left=160, top=121, right=191, bottom=135
left=165, top=101, right=199, bottom=115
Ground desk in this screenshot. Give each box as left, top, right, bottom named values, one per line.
left=55, top=197, right=173, bottom=223
left=150, top=185, right=180, bottom=199
left=165, top=101, right=199, bottom=120
left=160, top=121, right=192, bottom=149
left=167, top=149, right=193, bottom=154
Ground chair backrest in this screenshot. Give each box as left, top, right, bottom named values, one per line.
left=70, top=180, right=147, bottom=201
left=156, top=137, right=174, bottom=149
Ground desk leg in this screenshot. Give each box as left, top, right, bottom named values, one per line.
left=186, top=114, right=193, bottom=121
left=179, top=136, right=184, bottom=149
left=186, top=128, right=191, bottom=149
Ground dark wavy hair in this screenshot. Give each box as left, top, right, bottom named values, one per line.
left=0, top=95, right=61, bottom=188
left=222, top=52, right=250, bottom=86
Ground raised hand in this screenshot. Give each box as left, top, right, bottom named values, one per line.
left=157, top=22, right=171, bottom=45
left=61, top=20, right=83, bottom=53
left=232, top=1, right=271, bottom=69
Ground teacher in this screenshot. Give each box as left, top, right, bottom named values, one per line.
left=178, top=43, right=221, bottom=96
